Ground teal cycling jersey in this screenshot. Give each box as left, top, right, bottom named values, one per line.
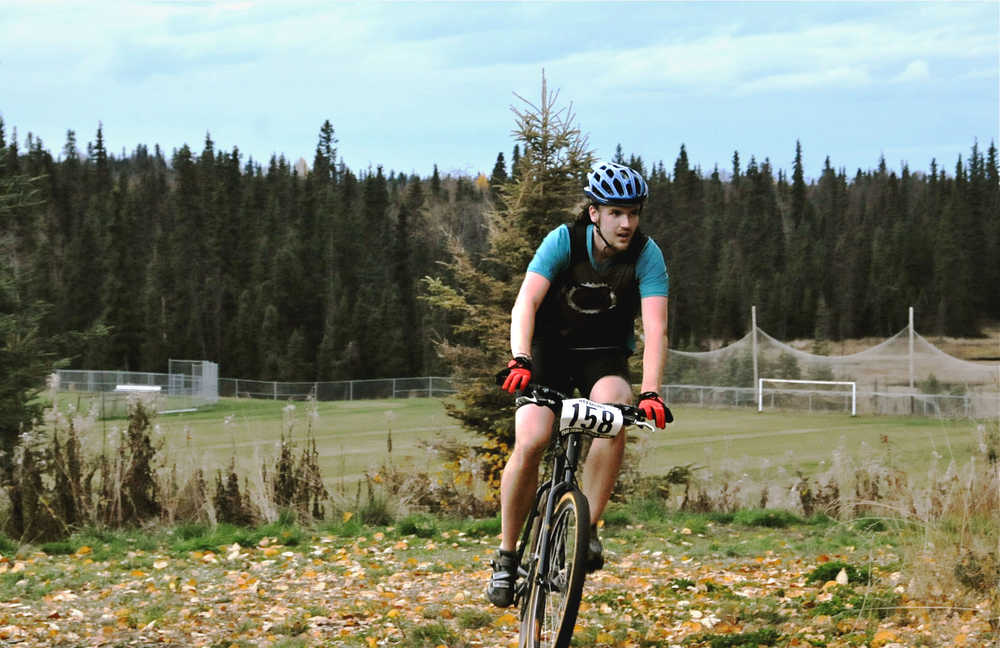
left=527, top=224, right=669, bottom=297
left=528, top=223, right=668, bottom=351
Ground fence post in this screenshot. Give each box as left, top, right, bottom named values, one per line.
left=273, top=381, right=277, bottom=400
left=752, top=306, right=759, bottom=403
left=392, top=378, right=396, bottom=399
left=349, top=380, right=353, bottom=401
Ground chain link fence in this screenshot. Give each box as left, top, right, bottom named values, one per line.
left=53, top=369, right=994, bottom=420
left=666, top=384, right=999, bottom=418
left=217, top=376, right=456, bottom=401
left=53, top=361, right=219, bottom=418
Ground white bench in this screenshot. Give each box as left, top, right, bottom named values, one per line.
left=114, top=384, right=162, bottom=393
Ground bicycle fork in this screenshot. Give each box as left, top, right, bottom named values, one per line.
left=518, top=434, right=585, bottom=603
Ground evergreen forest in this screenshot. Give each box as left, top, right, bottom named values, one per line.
left=1, top=117, right=997, bottom=381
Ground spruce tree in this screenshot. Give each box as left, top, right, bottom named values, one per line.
left=488, top=151, right=507, bottom=204
left=313, top=119, right=338, bottom=185
left=0, top=144, right=54, bottom=478
left=423, top=74, right=591, bottom=494
left=430, top=164, right=441, bottom=199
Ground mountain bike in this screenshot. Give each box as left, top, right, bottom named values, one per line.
left=510, top=384, right=654, bottom=648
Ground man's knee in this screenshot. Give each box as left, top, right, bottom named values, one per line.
left=511, top=405, right=553, bottom=465
left=589, top=375, right=633, bottom=405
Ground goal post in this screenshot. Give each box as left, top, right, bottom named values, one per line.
left=758, top=378, right=857, bottom=416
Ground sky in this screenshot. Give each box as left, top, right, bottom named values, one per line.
left=2, top=1, right=998, bottom=181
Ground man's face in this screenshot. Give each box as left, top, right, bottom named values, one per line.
left=590, top=203, right=641, bottom=253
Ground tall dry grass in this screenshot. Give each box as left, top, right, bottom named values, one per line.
left=1, top=395, right=331, bottom=543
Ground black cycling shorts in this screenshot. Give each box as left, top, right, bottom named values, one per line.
left=530, top=342, right=632, bottom=399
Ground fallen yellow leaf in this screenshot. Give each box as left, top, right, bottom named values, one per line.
left=871, top=629, right=898, bottom=647
left=343, top=511, right=354, bottom=523
left=493, top=613, right=518, bottom=627
left=74, top=546, right=92, bottom=557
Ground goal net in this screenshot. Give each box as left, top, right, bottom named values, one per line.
left=665, top=323, right=999, bottom=417
left=758, top=379, right=857, bottom=415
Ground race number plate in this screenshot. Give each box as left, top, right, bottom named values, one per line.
left=559, top=398, right=624, bottom=438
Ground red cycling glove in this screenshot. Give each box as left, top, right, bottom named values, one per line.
left=499, top=356, right=532, bottom=393
left=637, top=391, right=672, bottom=428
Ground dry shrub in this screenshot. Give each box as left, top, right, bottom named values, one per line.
left=1, top=396, right=336, bottom=541
left=335, top=433, right=497, bottom=520
left=4, top=396, right=165, bottom=542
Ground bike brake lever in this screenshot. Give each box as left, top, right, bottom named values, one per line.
left=515, top=395, right=559, bottom=410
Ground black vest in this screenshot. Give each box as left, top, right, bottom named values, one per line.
left=535, top=222, right=648, bottom=349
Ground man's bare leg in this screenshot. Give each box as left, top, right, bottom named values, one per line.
left=581, top=375, right=632, bottom=526
left=499, top=404, right=555, bottom=551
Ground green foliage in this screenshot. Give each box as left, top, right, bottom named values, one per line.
left=40, top=540, right=75, bottom=555
left=805, top=560, right=873, bottom=585
left=456, top=608, right=492, bottom=630
left=0, top=533, right=16, bottom=554
left=169, top=518, right=305, bottom=554
left=397, top=513, right=437, bottom=538
left=670, top=577, right=696, bottom=590
left=399, top=621, right=457, bottom=647
left=810, top=586, right=901, bottom=620
left=460, top=515, right=501, bottom=537
left=733, top=509, right=802, bottom=528
left=686, top=627, right=781, bottom=647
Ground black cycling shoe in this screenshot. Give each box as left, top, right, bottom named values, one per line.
left=486, top=549, right=518, bottom=608
left=586, top=525, right=604, bottom=573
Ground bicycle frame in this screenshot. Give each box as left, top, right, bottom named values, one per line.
left=503, top=383, right=657, bottom=647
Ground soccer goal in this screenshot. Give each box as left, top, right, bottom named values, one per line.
left=758, top=378, right=857, bottom=416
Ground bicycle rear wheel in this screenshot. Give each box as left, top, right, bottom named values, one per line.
left=520, top=489, right=589, bottom=648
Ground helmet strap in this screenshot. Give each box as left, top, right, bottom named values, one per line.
left=590, top=217, right=618, bottom=257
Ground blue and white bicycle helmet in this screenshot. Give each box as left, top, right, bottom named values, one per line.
left=584, top=161, right=648, bottom=206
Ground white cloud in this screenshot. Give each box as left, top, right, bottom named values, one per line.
left=736, top=66, right=873, bottom=96
left=534, top=11, right=995, bottom=97
left=892, top=60, right=931, bottom=83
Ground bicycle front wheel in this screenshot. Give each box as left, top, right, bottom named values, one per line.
left=520, top=489, right=589, bottom=648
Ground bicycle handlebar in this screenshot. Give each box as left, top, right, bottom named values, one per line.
left=514, top=383, right=652, bottom=429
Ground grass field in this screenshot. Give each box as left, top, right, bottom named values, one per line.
left=72, top=395, right=990, bottom=492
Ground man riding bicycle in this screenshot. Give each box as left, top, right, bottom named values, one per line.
left=488, top=160, right=670, bottom=608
